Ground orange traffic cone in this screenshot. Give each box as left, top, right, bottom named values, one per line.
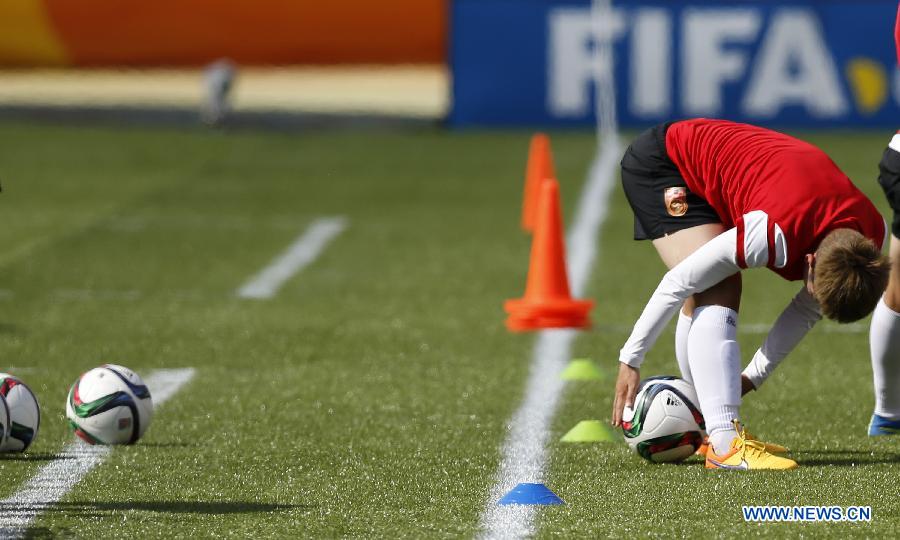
left=521, top=133, right=556, bottom=232
left=505, top=179, right=593, bottom=331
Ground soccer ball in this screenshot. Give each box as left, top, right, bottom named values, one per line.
left=66, top=364, right=153, bottom=445
left=621, top=376, right=706, bottom=463
left=0, top=393, right=10, bottom=450
left=0, top=373, right=40, bottom=452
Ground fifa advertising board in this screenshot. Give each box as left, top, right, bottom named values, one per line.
left=451, top=1, right=900, bottom=127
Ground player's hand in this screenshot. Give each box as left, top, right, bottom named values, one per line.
left=611, top=363, right=640, bottom=427
left=741, top=374, right=756, bottom=396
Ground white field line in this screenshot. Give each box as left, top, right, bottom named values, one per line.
left=478, top=140, right=621, bottom=539
left=590, top=322, right=868, bottom=335
left=52, top=289, right=142, bottom=302
left=740, top=322, right=866, bottom=334
left=0, top=368, right=196, bottom=537
left=236, top=217, right=347, bottom=300
left=478, top=1, right=618, bottom=536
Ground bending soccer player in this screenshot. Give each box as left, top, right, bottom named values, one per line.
left=611, top=119, right=890, bottom=470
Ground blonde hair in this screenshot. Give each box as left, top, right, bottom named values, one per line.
left=814, top=229, right=890, bottom=323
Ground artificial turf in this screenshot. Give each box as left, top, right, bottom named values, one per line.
left=0, top=122, right=896, bottom=537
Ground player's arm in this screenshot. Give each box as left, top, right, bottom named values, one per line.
left=741, top=287, right=822, bottom=392
left=612, top=228, right=742, bottom=426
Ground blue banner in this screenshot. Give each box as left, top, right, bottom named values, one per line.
left=450, top=0, right=900, bottom=127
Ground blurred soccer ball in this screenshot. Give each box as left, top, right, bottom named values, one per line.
left=0, top=392, right=10, bottom=451
left=0, top=373, right=40, bottom=452
left=621, top=376, right=705, bottom=463
left=66, top=364, right=153, bottom=445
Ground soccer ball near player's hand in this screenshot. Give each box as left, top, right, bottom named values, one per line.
left=622, top=376, right=705, bottom=463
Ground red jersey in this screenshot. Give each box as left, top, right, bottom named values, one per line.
left=665, top=119, right=886, bottom=281
left=895, top=1, right=900, bottom=65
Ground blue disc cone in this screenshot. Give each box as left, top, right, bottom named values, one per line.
left=498, top=483, right=564, bottom=506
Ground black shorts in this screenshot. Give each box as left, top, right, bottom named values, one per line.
left=878, top=145, right=900, bottom=238
left=620, top=122, right=721, bottom=240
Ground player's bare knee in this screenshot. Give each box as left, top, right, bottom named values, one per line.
left=694, top=274, right=741, bottom=312
left=682, top=297, right=696, bottom=318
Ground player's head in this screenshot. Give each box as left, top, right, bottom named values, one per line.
left=810, top=229, right=890, bottom=323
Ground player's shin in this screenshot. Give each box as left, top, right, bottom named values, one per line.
left=687, top=305, right=742, bottom=454
left=870, top=298, right=900, bottom=424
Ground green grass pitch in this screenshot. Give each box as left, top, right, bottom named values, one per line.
left=0, top=121, right=897, bottom=537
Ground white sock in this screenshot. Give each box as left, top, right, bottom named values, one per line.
left=675, top=309, right=693, bottom=384
left=870, top=298, right=900, bottom=420
left=688, top=305, right=742, bottom=454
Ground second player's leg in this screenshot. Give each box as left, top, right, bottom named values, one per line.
left=869, top=234, right=900, bottom=434
left=869, top=137, right=900, bottom=435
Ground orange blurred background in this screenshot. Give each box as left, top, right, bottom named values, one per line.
left=0, top=0, right=446, bottom=66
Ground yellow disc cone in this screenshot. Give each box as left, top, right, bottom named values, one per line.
left=560, top=420, right=616, bottom=443
left=560, top=359, right=604, bottom=381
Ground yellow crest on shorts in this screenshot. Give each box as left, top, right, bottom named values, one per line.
left=664, top=187, right=688, bottom=217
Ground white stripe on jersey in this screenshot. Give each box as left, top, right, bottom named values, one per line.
left=743, top=210, right=770, bottom=268
left=742, top=210, right=787, bottom=269
left=773, top=223, right=787, bottom=268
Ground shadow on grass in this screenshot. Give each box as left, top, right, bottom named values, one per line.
left=0, top=452, right=75, bottom=462
left=134, top=442, right=201, bottom=448
left=0, top=500, right=307, bottom=517
left=795, top=449, right=886, bottom=455
left=0, top=442, right=198, bottom=461
left=796, top=450, right=900, bottom=467
left=0, top=527, right=62, bottom=539
left=667, top=458, right=705, bottom=466
left=0, top=323, right=21, bottom=335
